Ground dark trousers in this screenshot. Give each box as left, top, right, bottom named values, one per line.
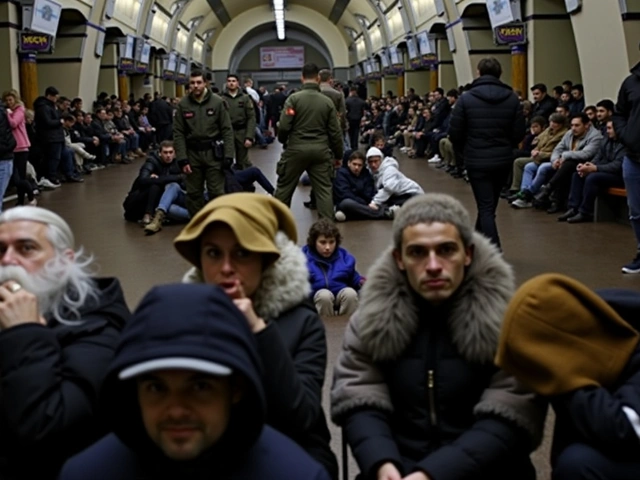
left=156, top=124, right=173, bottom=143
left=234, top=166, right=274, bottom=194
left=430, top=132, right=447, bottom=157
left=348, top=120, right=361, bottom=149
left=568, top=172, right=624, bottom=216
left=123, top=184, right=164, bottom=221
left=12, top=152, right=34, bottom=204
left=467, top=167, right=511, bottom=249
left=553, top=443, right=640, bottom=480
left=415, top=132, right=434, bottom=157
left=337, top=198, right=386, bottom=220
left=548, top=159, right=579, bottom=206
left=45, top=141, right=64, bottom=180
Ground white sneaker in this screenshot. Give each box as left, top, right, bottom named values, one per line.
left=38, top=178, right=60, bottom=189
left=28, top=198, right=38, bottom=206
left=388, top=205, right=401, bottom=218
left=400, top=147, right=409, bottom=152
left=511, top=199, right=532, bottom=209
left=334, top=211, right=346, bottom=222
left=428, top=155, right=441, bottom=164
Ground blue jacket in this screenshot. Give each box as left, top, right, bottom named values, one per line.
left=333, top=166, right=375, bottom=205
left=303, top=246, right=362, bottom=297
left=59, top=284, right=330, bottom=480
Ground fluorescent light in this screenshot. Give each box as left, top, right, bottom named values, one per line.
left=273, top=0, right=284, bottom=8
left=273, top=0, right=285, bottom=40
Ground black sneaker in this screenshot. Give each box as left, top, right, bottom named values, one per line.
left=622, top=253, right=640, bottom=274
left=303, top=201, right=317, bottom=210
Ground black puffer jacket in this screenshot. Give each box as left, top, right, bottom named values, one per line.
left=449, top=75, right=524, bottom=170
left=0, top=278, right=130, bottom=480
left=613, top=62, right=640, bottom=161
left=33, top=96, right=64, bottom=143
left=131, top=152, right=183, bottom=191
left=0, top=106, right=16, bottom=160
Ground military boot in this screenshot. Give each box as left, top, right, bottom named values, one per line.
left=144, top=209, right=165, bottom=235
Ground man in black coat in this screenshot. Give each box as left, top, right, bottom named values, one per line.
left=333, top=151, right=383, bottom=221
left=149, top=96, right=174, bottom=142
left=122, top=140, right=183, bottom=224
left=530, top=83, right=558, bottom=120
left=331, top=194, right=545, bottom=480
left=346, top=87, right=367, bottom=149
left=449, top=57, right=524, bottom=249
left=33, top=86, right=65, bottom=185
left=0, top=206, right=130, bottom=480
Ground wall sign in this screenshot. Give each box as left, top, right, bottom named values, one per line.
left=494, top=23, right=527, bottom=45
left=18, top=30, right=54, bottom=53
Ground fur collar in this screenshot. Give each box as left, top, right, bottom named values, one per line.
left=182, top=231, right=311, bottom=320
left=357, top=233, right=514, bottom=364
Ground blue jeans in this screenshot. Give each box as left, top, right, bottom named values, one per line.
left=528, top=162, right=554, bottom=194
left=521, top=162, right=540, bottom=190
left=623, top=157, right=640, bottom=250
left=0, top=160, right=14, bottom=213
left=158, top=182, right=189, bottom=222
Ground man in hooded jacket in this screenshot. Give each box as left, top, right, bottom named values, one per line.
left=449, top=57, right=524, bottom=249
left=59, top=284, right=331, bottom=480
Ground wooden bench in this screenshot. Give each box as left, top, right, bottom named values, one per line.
left=595, top=187, right=629, bottom=224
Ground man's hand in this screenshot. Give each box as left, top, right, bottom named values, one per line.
left=531, top=149, right=539, bottom=158
left=182, top=164, right=192, bottom=174
left=378, top=462, right=402, bottom=480
left=403, top=473, right=432, bottom=480
left=150, top=174, right=158, bottom=179
left=0, top=282, right=41, bottom=330
left=230, top=281, right=266, bottom=333
left=552, top=158, right=561, bottom=169
left=369, top=202, right=379, bottom=210
left=244, top=139, right=253, bottom=148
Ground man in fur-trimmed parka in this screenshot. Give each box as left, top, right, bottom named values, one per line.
left=331, top=193, right=546, bottom=480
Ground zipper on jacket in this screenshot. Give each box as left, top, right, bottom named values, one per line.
left=427, top=369, right=437, bottom=427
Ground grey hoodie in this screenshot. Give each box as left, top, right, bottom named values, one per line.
left=550, top=125, right=603, bottom=163
left=372, top=157, right=424, bottom=205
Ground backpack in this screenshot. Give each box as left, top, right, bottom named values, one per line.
left=0, top=106, right=17, bottom=158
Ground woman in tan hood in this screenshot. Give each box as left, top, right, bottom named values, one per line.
left=173, top=193, right=337, bottom=479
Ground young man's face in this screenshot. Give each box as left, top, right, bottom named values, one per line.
left=585, top=108, right=596, bottom=122
left=571, top=117, right=588, bottom=137
left=571, top=88, right=583, bottom=100
left=348, top=157, right=364, bottom=176
left=189, top=76, right=207, bottom=98
left=393, top=222, right=472, bottom=305
left=560, top=92, right=571, bottom=104
left=367, top=156, right=382, bottom=174
left=226, top=77, right=239, bottom=91
left=531, top=89, right=543, bottom=103
left=315, top=235, right=337, bottom=258
left=160, top=147, right=175, bottom=164
left=596, top=106, right=611, bottom=122
left=137, top=369, right=241, bottom=461
left=530, top=123, right=543, bottom=136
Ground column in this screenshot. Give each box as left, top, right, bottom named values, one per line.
left=397, top=74, right=405, bottom=97
left=430, top=64, right=439, bottom=91
left=19, top=53, right=38, bottom=109
left=118, top=72, right=129, bottom=102
left=511, top=45, right=527, bottom=96
left=176, top=83, right=185, bottom=97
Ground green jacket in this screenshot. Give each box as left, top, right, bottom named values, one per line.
left=278, top=83, right=343, bottom=159
left=320, top=82, right=347, bottom=131
left=173, top=89, right=235, bottom=161
left=221, top=90, right=257, bottom=141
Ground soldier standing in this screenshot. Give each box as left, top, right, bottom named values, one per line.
left=173, top=70, right=235, bottom=217
left=222, top=74, right=257, bottom=170
left=274, top=63, right=343, bottom=220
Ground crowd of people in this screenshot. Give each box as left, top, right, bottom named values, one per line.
left=0, top=58, right=639, bottom=480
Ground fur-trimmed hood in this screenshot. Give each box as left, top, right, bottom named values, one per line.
left=182, top=231, right=311, bottom=320
left=357, top=232, right=514, bottom=364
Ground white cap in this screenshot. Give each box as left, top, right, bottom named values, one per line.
left=118, top=357, right=233, bottom=380
left=366, top=147, right=384, bottom=159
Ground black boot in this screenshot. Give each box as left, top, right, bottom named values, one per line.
left=557, top=209, right=577, bottom=222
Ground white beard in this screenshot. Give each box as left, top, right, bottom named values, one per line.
left=0, top=264, right=68, bottom=318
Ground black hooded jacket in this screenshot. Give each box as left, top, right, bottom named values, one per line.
left=613, top=62, right=640, bottom=161
left=0, top=106, right=16, bottom=160
left=449, top=75, right=524, bottom=170
left=59, top=284, right=331, bottom=480
left=33, top=96, right=64, bottom=144
left=130, top=152, right=183, bottom=191
left=0, top=277, right=130, bottom=480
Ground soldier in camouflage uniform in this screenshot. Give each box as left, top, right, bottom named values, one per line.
left=274, top=64, right=343, bottom=220
left=221, top=74, right=256, bottom=170
left=173, top=70, right=235, bottom=217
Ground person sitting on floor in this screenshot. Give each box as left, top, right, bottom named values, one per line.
left=496, top=273, right=640, bottom=480
left=366, top=146, right=424, bottom=215
left=303, top=219, right=364, bottom=317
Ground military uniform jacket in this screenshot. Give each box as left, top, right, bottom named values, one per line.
left=222, top=90, right=257, bottom=140
left=320, top=83, right=347, bottom=131
left=277, top=83, right=343, bottom=160
left=173, top=89, right=235, bottom=162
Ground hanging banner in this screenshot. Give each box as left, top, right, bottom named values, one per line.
left=486, top=0, right=514, bottom=28
left=18, top=31, right=54, bottom=53
left=407, top=36, right=419, bottom=60
left=29, top=0, right=62, bottom=37
left=494, top=23, right=527, bottom=45
left=388, top=46, right=403, bottom=74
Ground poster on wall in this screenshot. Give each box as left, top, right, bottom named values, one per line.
left=416, top=32, right=433, bottom=55
left=30, top=0, right=62, bottom=37
left=260, top=46, right=305, bottom=69
left=406, top=36, right=419, bottom=60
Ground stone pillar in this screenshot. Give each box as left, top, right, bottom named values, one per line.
left=19, top=53, right=38, bottom=109
left=397, top=74, right=405, bottom=97
left=511, top=45, right=527, bottom=96
left=176, top=83, right=185, bottom=98
left=430, top=64, right=439, bottom=91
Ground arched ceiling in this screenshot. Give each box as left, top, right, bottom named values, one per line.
left=155, top=0, right=391, bottom=68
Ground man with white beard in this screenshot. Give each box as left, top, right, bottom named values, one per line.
left=0, top=207, right=131, bottom=480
